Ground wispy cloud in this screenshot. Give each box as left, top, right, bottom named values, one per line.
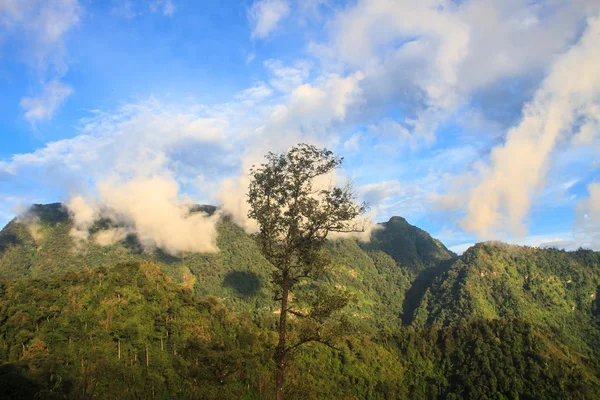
left=0, top=0, right=81, bottom=123
left=19, top=80, right=73, bottom=123
left=150, top=0, right=175, bottom=16
left=436, top=15, right=600, bottom=239
left=264, top=59, right=311, bottom=92
left=248, top=0, right=290, bottom=39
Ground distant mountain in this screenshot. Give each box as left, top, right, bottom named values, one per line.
left=0, top=203, right=450, bottom=322
left=1, top=203, right=599, bottom=399
left=362, top=216, right=455, bottom=273
left=414, top=242, right=600, bottom=346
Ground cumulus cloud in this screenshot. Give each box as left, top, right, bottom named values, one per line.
left=315, top=0, right=598, bottom=143
left=342, top=133, right=360, bottom=153
left=4, top=1, right=597, bottom=251
left=2, top=99, right=236, bottom=181
left=217, top=71, right=365, bottom=232
left=248, top=0, right=290, bottom=39
left=3, top=61, right=368, bottom=251
left=437, top=15, right=600, bottom=238
left=234, top=82, right=274, bottom=102
left=2, top=99, right=237, bottom=254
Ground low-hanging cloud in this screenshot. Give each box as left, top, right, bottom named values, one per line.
left=97, top=176, right=220, bottom=254
left=67, top=175, right=220, bottom=255
left=67, top=195, right=98, bottom=242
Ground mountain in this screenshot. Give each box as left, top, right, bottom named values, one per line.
left=362, top=216, right=455, bottom=273
left=414, top=242, right=600, bottom=359
left=0, top=203, right=599, bottom=399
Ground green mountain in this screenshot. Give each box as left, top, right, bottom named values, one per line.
left=0, top=203, right=599, bottom=399
left=362, top=216, right=455, bottom=273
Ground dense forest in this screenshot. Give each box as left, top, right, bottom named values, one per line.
left=1, top=203, right=600, bottom=399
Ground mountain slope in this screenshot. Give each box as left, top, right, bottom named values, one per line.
left=361, top=216, right=455, bottom=273
left=415, top=242, right=600, bottom=361
left=0, top=203, right=451, bottom=326
left=1, top=204, right=600, bottom=399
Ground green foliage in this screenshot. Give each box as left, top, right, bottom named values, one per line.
left=1, top=205, right=600, bottom=398
left=361, top=216, right=455, bottom=273
left=247, top=143, right=367, bottom=397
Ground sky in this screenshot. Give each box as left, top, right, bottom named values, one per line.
left=0, top=0, right=599, bottom=254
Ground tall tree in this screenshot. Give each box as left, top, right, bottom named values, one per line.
left=247, top=143, right=366, bottom=399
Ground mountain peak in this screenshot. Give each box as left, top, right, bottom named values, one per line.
left=362, top=215, right=455, bottom=273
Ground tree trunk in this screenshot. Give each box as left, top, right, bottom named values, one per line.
left=146, top=342, right=149, bottom=367
left=118, top=339, right=121, bottom=359
left=276, top=270, right=289, bottom=400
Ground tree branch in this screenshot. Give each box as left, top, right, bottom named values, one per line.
left=285, top=338, right=340, bottom=355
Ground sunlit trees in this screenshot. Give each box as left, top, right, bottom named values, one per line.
left=247, top=143, right=366, bottom=399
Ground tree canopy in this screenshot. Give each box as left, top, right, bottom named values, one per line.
left=247, top=143, right=366, bottom=399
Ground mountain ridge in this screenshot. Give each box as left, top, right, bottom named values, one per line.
left=1, top=203, right=600, bottom=398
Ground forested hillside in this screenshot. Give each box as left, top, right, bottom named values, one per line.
left=1, top=204, right=599, bottom=399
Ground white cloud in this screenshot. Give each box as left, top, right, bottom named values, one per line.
left=316, top=0, right=598, bottom=143
left=67, top=195, right=98, bottom=242
left=357, top=178, right=436, bottom=224
left=234, top=82, right=273, bottom=102
left=439, top=15, right=600, bottom=239
left=248, top=0, right=290, bottom=39
left=2, top=60, right=368, bottom=250
left=19, top=80, right=73, bottom=123
left=217, top=71, right=366, bottom=231
left=342, top=133, right=360, bottom=153
left=264, top=59, right=311, bottom=92
left=96, top=176, right=219, bottom=254
left=359, top=180, right=405, bottom=207
left=0, top=0, right=81, bottom=121
left=368, top=118, right=412, bottom=144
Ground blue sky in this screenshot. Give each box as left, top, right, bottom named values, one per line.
left=1, top=0, right=599, bottom=254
